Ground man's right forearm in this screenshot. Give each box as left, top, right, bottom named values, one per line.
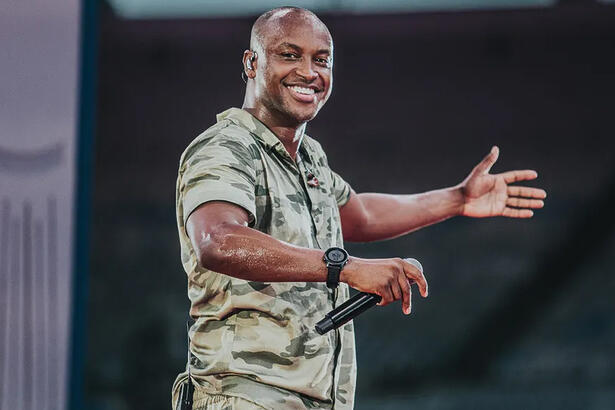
left=191, top=222, right=428, bottom=314
left=185, top=201, right=428, bottom=313
left=193, top=222, right=329, bottom=283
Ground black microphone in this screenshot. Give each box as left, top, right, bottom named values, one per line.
left=315, top=292, right=380, bottom=334
left=315, top=258, right=423, bottom=335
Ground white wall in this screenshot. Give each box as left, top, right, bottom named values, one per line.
left=0, top=1, right=81, bottom=409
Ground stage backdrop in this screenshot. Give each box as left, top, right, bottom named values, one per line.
left=0, top=1, right=84, bottom=409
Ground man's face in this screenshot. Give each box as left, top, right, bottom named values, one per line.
left=253, top=18, right=333, bottom=124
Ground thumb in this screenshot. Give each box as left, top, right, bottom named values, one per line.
left=474, top=145, right=499, bottom=175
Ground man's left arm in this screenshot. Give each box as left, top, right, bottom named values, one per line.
left=339, top=146, right=547, bottom=243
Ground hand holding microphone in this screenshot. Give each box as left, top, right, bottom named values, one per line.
left=315, top=257, right=428, bottom=334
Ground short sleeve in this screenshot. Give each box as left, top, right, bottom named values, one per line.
left=179, top=134, right=257, bottom=226
left=330, top=168, right=352, bottom=207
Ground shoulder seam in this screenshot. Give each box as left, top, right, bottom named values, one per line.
left=179, top=119, right=256, bottom=167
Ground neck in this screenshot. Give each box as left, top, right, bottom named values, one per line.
left=242, top=101, right=306, bottom=161
left=270, top=122, right=306, bottom=161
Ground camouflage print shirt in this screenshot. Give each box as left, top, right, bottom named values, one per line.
left=173, top=108, right=356, bottom=409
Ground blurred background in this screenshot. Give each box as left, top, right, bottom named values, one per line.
left=4, top=0, right=614, bottom=409
left=89, top=0, right=615, bottom=409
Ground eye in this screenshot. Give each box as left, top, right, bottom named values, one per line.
left=281, top=52, right=299, bottom=59
left=315, top=57, right=331, bottom=67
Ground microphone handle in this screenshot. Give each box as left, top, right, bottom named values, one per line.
left=315, top=292, right=381, bottom=335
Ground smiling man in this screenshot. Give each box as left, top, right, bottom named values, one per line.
left=171, top=7, right=546, bottom=410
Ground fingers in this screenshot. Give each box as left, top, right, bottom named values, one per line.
left=369, top=258, right=428, bottom=311
left=401, top=259, right=428, bottom=298
left=499, top=170, right=538, bottom=183
left=505, top=185, right=546, bottom=218
left=508, top=186, right=547, bottom=199
left=502, top=207, right=534, bottom=218
left=376, top=285, right=394, bottom=306
left=506, top=197, right=544, bottom=209
left=473, top=146, right=500, bottom=175
left=397, top=274, right=412, bottom=315
left=390, top=281, right=402, bottom=303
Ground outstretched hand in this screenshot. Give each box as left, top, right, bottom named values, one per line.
left=460, top=146, right=546, bottom=218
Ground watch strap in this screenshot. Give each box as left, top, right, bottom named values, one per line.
left=326, top=264, right=342, bottom=289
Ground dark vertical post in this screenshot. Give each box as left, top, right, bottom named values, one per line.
left=0, top=198, right=11, bottom=408
left=48, top=197, right=59, bottom=407
left=22, top=202, right=34, bottom=410
left=68, top=0, right=99, bottom=408
left=0, top=199, right=9, bottom=405
left=10, top=218, right=21, bottom=410
left=34, top=219, right=45, bottom=410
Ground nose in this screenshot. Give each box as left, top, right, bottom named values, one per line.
left=295, top=58, right=318, bottom=82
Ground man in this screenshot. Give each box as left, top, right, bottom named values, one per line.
left=172, top=7, right=546, bottom=410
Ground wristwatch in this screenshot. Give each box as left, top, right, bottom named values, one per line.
left=323, top=247, right=349, bottom=289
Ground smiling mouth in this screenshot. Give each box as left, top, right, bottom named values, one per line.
left=288, top=85, right=316, bottom=95
left=285, top=84, right=321, bottom=103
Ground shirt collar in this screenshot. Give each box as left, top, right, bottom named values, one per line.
left=217, top=108, right=285, bottom=152
left=216, top=108, right=313, bottom=163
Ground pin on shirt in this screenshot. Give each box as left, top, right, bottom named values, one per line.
left=306, top=171, right=319, bottom=187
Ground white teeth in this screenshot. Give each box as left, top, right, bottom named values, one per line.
left=289, top=86, right=315, bottom=95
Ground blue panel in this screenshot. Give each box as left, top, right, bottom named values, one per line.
left=68, top=0, right=98, bottom=408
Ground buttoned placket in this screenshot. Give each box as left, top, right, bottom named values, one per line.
left=296, top=149, right=342, bottom=409
left=269, top=144, right=322, bottom=248
left=295, top=151, right=339, bottom=289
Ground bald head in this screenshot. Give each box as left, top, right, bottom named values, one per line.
left=250, top=7, right=332, bottom=56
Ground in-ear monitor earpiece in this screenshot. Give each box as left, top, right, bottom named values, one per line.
left=247, top=51, right=257, bottom=70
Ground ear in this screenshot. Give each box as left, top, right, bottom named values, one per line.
left=242, top=50, right=257, bottom=78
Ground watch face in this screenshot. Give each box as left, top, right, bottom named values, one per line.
left=327, top=248, right=346, bottom=263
